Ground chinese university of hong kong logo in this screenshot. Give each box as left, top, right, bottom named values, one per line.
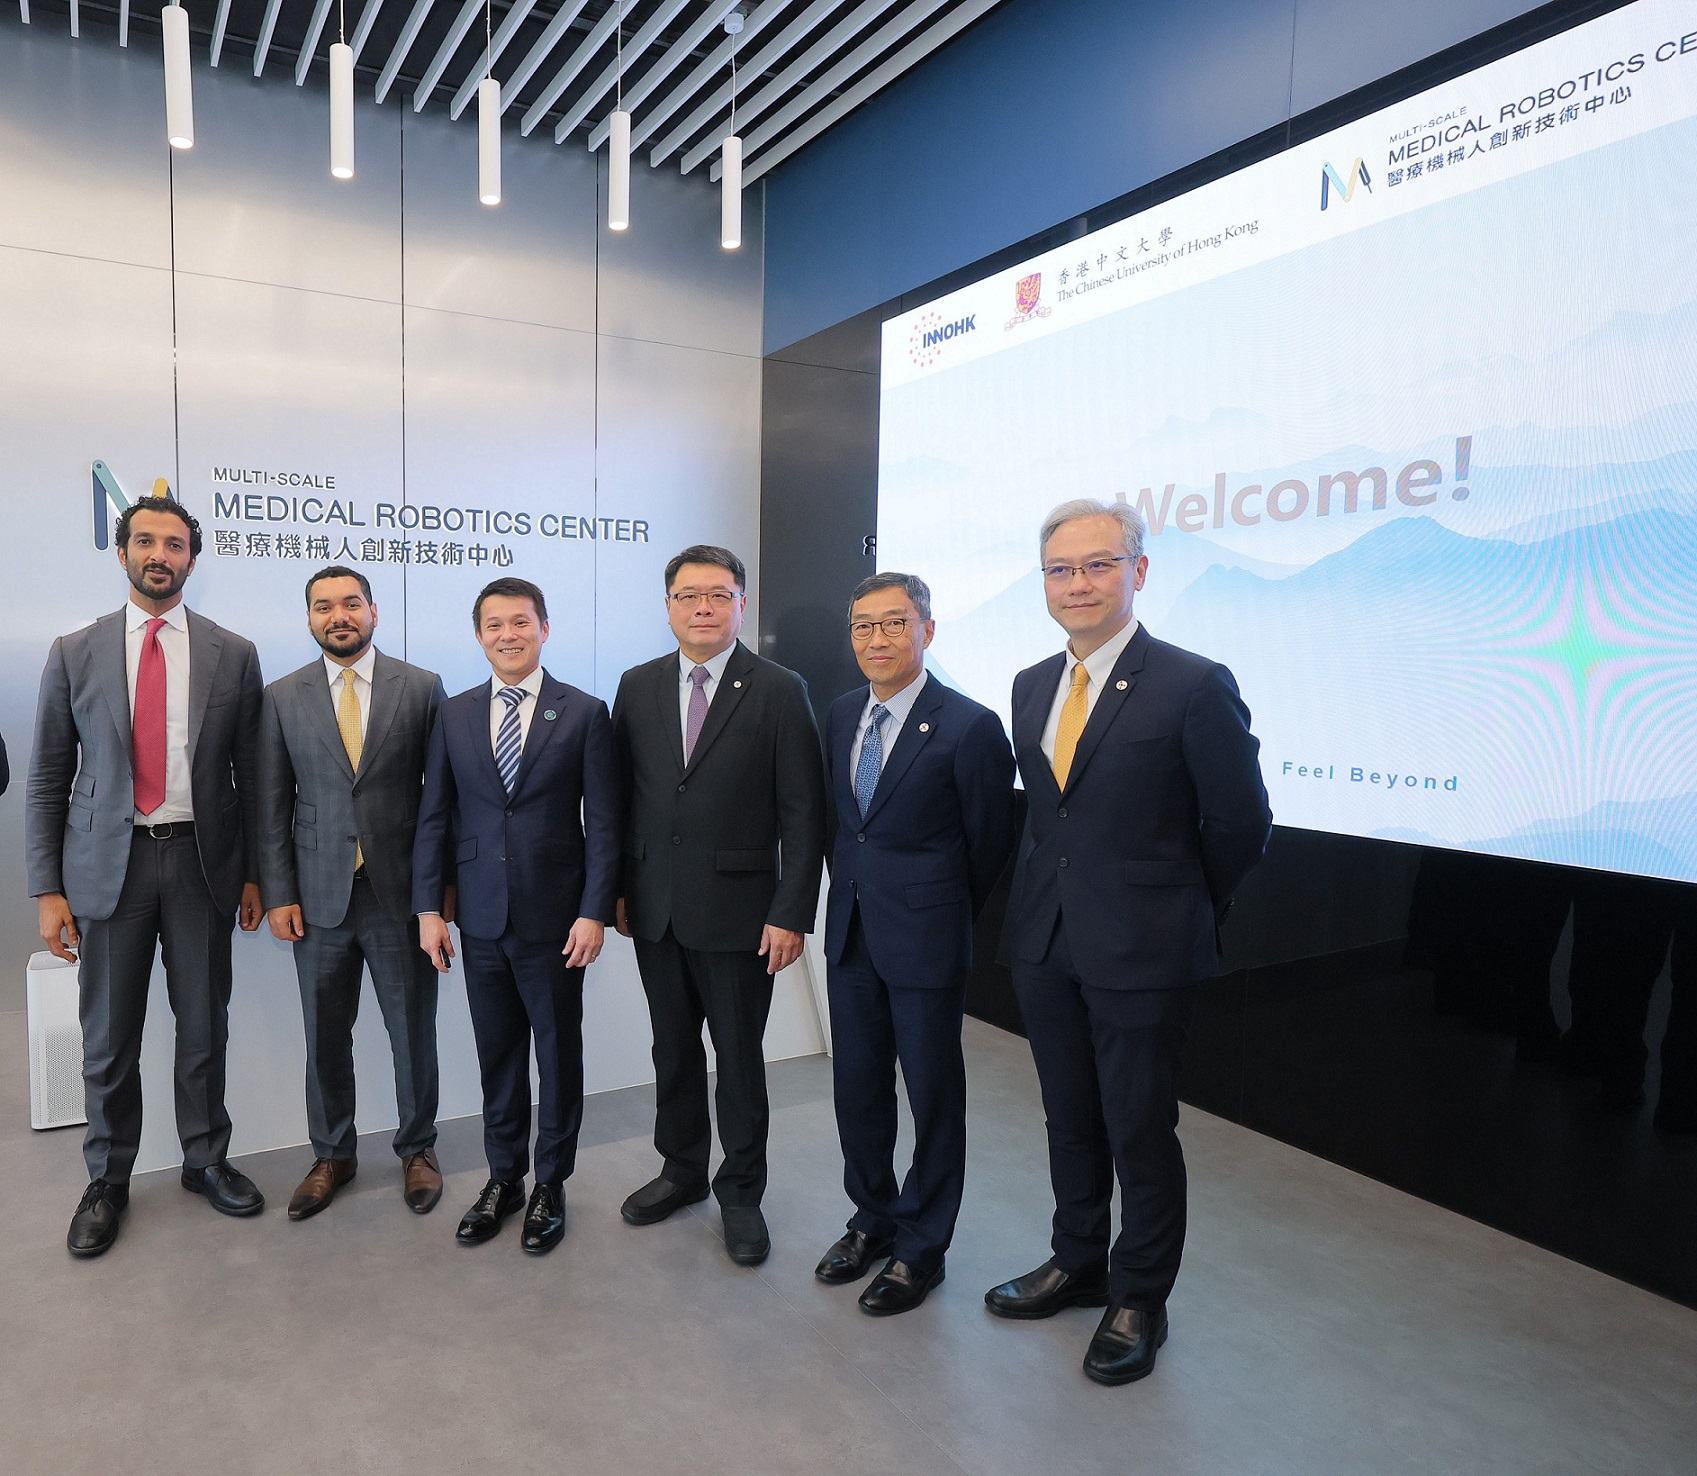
left=1005, top=271, right=1052, bottom=330
left=92, top=461, right=173, bottom=550
left=1320, top=158, right=1372, bottom=210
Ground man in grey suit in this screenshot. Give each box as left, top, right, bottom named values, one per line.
left=29, top=496, right=266, bottom=1258
left=259, top=566, right=448, bottom=1221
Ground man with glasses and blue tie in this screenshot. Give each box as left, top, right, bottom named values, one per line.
left=413, top=577, right=619, bottom=1255
left=987, top=498, right=1270, bottom=1386
left=611, top=545, right=826, bottom=1267
left=816, top=573, right=1015, bottom=1314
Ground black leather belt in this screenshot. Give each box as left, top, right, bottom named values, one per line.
left=139, top=820, right=195, bottom=839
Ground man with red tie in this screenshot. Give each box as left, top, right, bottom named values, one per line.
left=28, top=497, right=266, bottom=1257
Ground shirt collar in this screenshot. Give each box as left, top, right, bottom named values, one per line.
left=1067, top=617, right=1139, bottom=688
left=490, top=665, right=546, bottom=699
left=324, top=646, right=378, bottom=688
left=126, top=600, right=189, bottom=633
left=679, top=643, right=737, bottom=685
left=863, top=669, right=928, bottom=724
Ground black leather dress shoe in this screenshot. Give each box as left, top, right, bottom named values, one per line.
left=68, top=1180, right=129, bottom=1258
left=984, top=1258, right=1110, bottom=1319
left=182, top=1162, right=265, bottom=1217
left=520, top=1181, right=566, bottom=1255
left=620, top=1174, right=709, bottom=1227
left=815, top=1228, right=896, bottom=1284
left=721, top=1205, right=770, bottom=1266
left=1083, top=1304, right=1168, bottom=1386
left=456, top=1178, right=526, bottom=1244
left=859, top=1258, right=944, bottom=1316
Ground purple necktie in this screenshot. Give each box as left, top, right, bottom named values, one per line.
left=684, top=664, right=710, bottom=763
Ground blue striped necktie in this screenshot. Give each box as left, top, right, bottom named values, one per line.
left=854, top=704, right=888, bottom=818
left=495, top=685, right=527, bottom=794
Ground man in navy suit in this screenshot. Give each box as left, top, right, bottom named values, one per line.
left=817, top=573, right=1015, bottom=1314
left=986, top=499, right=1271, bottom=1386
left=413, top=577, right=619, bottom=1255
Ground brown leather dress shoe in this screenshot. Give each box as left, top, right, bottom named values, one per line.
left=287, top=1158, right=356, bottom=1221
left=402, top=1148, right=443, bottom=1214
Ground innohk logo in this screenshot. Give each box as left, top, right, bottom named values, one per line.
left=906, top=309, right=977, bottom=369
left=1320, top=157, right=1372, bottom=210
left=91, top=461, right=174, bottom=550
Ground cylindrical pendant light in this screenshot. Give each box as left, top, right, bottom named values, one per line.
left=478, top=76, right=501, bottom=205
left=329, top=42, right=354, bottom=179
left=162, top=3, right=194, bottom=150
left=720, top=135, right=742, bottom=250
left=608, top=109, right=631, bottom=231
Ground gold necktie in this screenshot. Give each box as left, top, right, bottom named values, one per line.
left=1051, top=661, right=1090, bottom=789
left=337, top=669, right=364, bottom=871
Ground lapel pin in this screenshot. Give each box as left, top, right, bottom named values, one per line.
left=1116, top=680, right=1128, bottom=690
left=543, top=710, right=558, bottom=721
left=733, top=680, right=743, bottom=689
left=918, top=723, right=930, bottom=733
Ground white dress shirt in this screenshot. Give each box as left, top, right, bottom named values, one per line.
left=677, top=643, right=737, bottom=744
left=126, top=599, right=193, bottom=823
left=323, top=646, right=377, bottom=742
left=849, top=670, right=929, bottom=780
left=1039, top=617, right=1140, bottom=765
left=488, top=665, right=546, bottom=754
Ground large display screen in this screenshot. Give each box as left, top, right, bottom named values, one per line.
left=878, top=0, right=1697, bottom=884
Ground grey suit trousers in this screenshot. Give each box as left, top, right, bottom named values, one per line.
left=77, top=830, right=234, bottom=1183
left=293, top=876, right=439, bottom=1161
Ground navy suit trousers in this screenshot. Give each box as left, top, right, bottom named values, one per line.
left=828, top=909, right=968, bottom=1276
left=1013, top=912, right=1196, bottom=1310
left=461, top=928, right=584, bottom=1185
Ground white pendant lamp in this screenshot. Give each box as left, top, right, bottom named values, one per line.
left=721, top=10, right=745, bottom=250
left=607, top=3, right=629, bottom=231
left=478, top=77, right=501, bottom=205
left=329, top=22, right=354, bottom=179
left=162, top=2, right=194, bottom=150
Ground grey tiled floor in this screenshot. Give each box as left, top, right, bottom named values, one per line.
left=2, top=1009, right=1694, bottom=1474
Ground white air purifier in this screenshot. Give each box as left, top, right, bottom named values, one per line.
left=27, top=951, right=87, bottom=1130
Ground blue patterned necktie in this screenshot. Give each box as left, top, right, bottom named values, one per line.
left=854, top=704, right=888, bottom=818
left=495, top=685, right=527, bottom=795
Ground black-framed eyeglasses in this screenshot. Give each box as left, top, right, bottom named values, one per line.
left=848, top=617, right=914, bottom=641
left=1041, top=556, right=1130, bottom=583
left=668, top=590, right=739, bottom=607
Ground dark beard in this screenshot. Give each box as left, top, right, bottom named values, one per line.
left=126, top=558, right=188, bottom=602
left=315, top=626, right=373, bottom=659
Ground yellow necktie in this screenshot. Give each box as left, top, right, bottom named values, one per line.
left=1051, top=661, right=1090, bottom=789
left=337, top=669, right=364, bottom=871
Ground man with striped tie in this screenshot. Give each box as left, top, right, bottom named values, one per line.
left=257, top=566, right=448, bottom=1221
left=988, top=498, right=1271, bottom=1386
left=413, top=578, right=620, bottom=1255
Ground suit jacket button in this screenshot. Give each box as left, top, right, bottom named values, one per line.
left=857, top=834, right=866, bottom=843
left=347, top=835, right=358, bottom=843
left=673, top=835, right=681, bottom=845
left=505, top=808, right=513, bottom=817
left=1058, top=807, right=1068, bottom=818
left=677, top=783, right=686, bottom=793
left=1059, top=857, right=1069, bottom=868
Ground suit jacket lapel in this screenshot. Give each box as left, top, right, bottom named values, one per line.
left=862, top=677, right=944, bottom=825
left=361, top=652, right=406, bottom=772
left=653, top=658, right=685, bottom=774
left=306, top=663, right=357, bottom=782
left=186, top=611, right=224, bottom=762
left=465, top=681, right=506, bottom=797
left=683, top=643, right=752, bottom=776
left=831, top=688, right=864, bottom=816
left=94, top=612, right=133, bottom=754
left=1061, top=626, right=1149, bottom=795
left=1018, top=653, right=1066, bottom=802
left=508, top=673, right=565, bottom=799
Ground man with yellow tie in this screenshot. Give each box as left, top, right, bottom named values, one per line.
left=986, top=499, right=1271, bottom=1387
left=258, top=566, right=448, bottom=1221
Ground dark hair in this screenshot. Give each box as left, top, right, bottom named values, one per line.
left=664, top=544, right=746, bottom=592
left=848, top=572, right=932, bottom=621
left=115, top=496, right=202, bottom=558
left=474, top=577, right=548, bottom=628
left=304, top=564, right=373, bottom=606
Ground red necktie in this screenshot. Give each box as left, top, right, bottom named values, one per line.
left=133, top=617, right=168, bottom=816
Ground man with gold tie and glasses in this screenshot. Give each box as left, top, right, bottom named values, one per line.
left=986, top=499, right=1271, bottom=1386
left=258, top=567, right=448, bottom=1221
